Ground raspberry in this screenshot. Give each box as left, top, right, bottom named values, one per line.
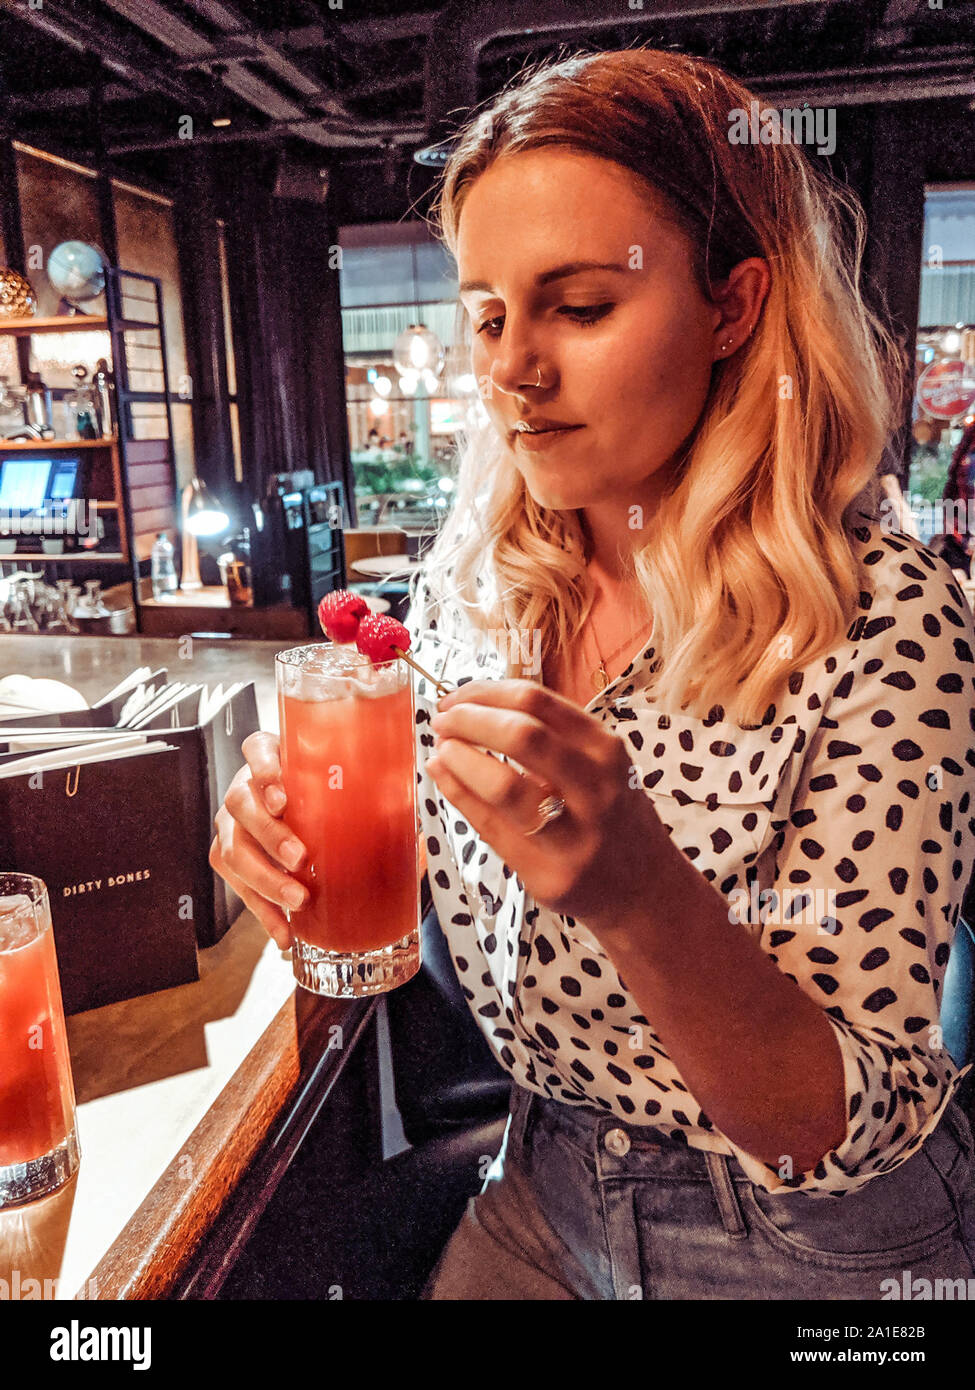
left=355, top=613, right=411, bottom=665
left=318, top=589, right=369, bottom=644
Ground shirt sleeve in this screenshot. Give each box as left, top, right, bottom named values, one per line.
left=723, top=547, right=975, bottom=1197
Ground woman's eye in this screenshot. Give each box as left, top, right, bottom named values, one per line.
left=475, top=303, right=614, bottom=338
left=558, top=303, right=614, bottom=326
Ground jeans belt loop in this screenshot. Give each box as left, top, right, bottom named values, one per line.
left=944, top=1095, right=975, bottom=1160
left=703, top=1151, right=748, bottom=1239
left=511, top=1084, right=536, bottom=1151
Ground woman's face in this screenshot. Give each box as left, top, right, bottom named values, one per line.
left=456, top=148, right=727, bottom=513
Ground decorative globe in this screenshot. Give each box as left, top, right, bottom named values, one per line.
left=47, top=241, right=106, bottom=308
left=393, top=323, right=445, bottom=381
left=0, top=267, right=37, bottom=317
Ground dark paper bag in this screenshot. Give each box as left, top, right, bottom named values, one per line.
left=0, top=679, right=260, bottom=956
left=0, top=745, right=200, bottom=1014
left=146, top=682, right=260, bottom=947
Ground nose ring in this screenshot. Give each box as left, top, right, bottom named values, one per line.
left=487, top=363, right=544, bottom=394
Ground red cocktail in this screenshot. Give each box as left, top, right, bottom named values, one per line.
left=275, top=643, right=421, bottom=996
left=0, top=874, right=80, bottom=1208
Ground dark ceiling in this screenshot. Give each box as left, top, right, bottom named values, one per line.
left=1, top=0, right=974, bottom=169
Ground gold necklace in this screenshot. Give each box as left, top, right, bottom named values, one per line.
left=588, top=613, right=655, bottom=692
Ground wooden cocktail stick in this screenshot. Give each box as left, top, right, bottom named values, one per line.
left=392, top=646, right=452, bottom=698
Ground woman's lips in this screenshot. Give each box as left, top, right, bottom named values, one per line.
left=513, top=425, right=585, bottom=452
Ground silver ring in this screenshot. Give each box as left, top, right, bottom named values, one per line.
left=535, top=365, right=542, bottom=387
left=525, top=791, right=566, bottom=836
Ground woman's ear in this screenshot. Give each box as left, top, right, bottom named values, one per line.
left=709, top=256, right=771, bottom=359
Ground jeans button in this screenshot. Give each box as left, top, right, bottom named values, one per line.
left=604, top=1127, right=631, bottom=1157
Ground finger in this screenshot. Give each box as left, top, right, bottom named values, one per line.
left=217, top=857, right=293, bottom=950
left=430, top=702, right=591, bottom=805
left=427, top=749, right=534, bottom=869
left=428, top=742, right=571, bottom=864
left=241, top=731, right=286, bottom=814
left=212, top=808, right=309, bottom=913
left=436, top=678, right=601, bottom=744
left=430, top=736, right=553, bottom=828
left=223, top=772, right=306, bottom=872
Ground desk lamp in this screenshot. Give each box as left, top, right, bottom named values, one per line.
left=180, top=477, right=229, bottom=592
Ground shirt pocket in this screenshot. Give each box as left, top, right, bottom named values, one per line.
left=627, top=711, right=803, bottom=887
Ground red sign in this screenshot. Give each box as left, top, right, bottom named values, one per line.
left=916, top=359, right=975, bottom=421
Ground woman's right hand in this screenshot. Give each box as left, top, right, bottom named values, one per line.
left=209, top=731, right=308, bottom=950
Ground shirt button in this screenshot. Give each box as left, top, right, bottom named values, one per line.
left=604, top=1127, right=631, bottom=1157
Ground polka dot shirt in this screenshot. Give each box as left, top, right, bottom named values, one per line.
left=405, top=516, right=975, bottom=1197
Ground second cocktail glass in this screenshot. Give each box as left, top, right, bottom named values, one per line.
left=275, top=642, right=422, bottom=997
left=0, top=873, right=81, bottom=1209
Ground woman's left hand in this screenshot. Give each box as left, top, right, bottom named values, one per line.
left=427, top=678, right=664, bottom=934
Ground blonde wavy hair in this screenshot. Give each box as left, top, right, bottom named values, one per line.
left=415, top=46, right=907, bottom=727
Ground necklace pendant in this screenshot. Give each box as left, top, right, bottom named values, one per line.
left=593, top=663, right=610, bottom=693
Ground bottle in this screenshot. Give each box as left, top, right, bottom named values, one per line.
left=92, top=359, right=114, bottom=438
left=224, top=529, right=253, bottom=606
left=151, top=532, right=178, bottom=599
left=69, top=365, right=98, bottom=440
left=24, top=371, right=53, bottom=434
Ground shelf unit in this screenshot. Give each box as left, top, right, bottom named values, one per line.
left=0, top=313, right=128, bottom=571
left=0, top=436, right=116, bottom=450
left=0, top=271, right=179, bottom=625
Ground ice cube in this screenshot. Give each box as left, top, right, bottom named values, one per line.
left=0, top=894, right=38, bottom=951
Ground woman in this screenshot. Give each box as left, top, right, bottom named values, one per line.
left=210, top=48, right=975, bottom=1299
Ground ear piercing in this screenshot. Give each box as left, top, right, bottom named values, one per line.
left=720, top=323, right=755, bottom=355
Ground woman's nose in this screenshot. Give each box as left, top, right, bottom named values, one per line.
left=487, top=349, right=544, bottom=399
left=477, top=314, right=545, bottom=398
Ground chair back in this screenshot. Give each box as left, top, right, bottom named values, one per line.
left=303, top=481, right=348, bottom=618
left=942, top=915, right=975, bottom=1071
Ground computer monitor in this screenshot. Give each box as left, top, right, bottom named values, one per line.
left=46, top=458, right=81, bottom=502
left=0, top=455, right=82, bottom=512
left=0, top=458, right=52, bottom=511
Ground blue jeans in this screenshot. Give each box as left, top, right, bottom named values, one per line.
left=423, top=1084, right=975, bottom=1299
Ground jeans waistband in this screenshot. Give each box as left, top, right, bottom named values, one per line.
left=507, top=1083, right=975, bottom=1213
left=508, top=1084, right=750, bottom=1238
left=510, top=1084, right=749, bottom=1176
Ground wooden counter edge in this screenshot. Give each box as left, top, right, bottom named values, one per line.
left=74, top=990, right=373, bottom=1301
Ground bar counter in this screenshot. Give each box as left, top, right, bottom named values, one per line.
left=0, top=635, right=382, bottom=1298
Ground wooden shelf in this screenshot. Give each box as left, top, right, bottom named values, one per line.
left=2, top=551, right=127, bottom=563
left=140, top=586, right=231, bottom=609
left=0, top=314, right=109, bottom=336
left=0, top=437, right=116, bottom=451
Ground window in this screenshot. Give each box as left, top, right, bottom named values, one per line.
left=910, top=184, right=975, bottom=542
left=216, top=219, right=242, bottom=483
left=112, top=179, right=194, bottom=492
left=338, top=222, right=465, bottom=527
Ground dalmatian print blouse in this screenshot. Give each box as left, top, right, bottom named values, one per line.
left=404, top=515, right=975, bottom=1197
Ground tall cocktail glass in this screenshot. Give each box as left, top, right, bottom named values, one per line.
left=275, top=642, right=422, bottom=996
left=0, top=873, right=80, bottom=1208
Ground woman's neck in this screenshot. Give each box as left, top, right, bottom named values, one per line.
left=543, top=551, right=653, bottom=707
left=579, top=504, right=634, bottom=582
